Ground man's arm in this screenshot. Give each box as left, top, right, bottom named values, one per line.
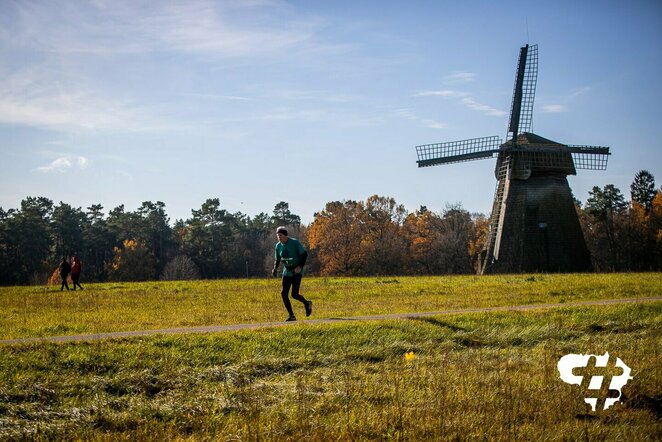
left=272, top=255, right=281, bottom=277
left=294, top=250, right=308, bottom=274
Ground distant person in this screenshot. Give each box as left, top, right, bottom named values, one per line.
left=58, top=257, right=71, bottom=291
left=71, top=254, right=83, bottom=290
left=272, top=226, right=312, bottom=321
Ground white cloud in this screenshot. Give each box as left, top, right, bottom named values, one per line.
left=0, top=1, right=332, bottom=132
left=182, top=93, right=254, bottom=101
left=395, top=108, right=418, bottom=120
left=415, top=90, right=469, bottom=98
left=36, top=158, right=72, bottom=173
left=394, top=109, right=446, bottom=129
left=422, top=120, right=447, bottom=129
left=6, top=1, right=324, bottom=58
left=143, top=2, right=321, bottom=58
left=36, top=156, right=89, bottom=173
left=0, top=63, right=186, bottom=132
left=460, top=97, right=507, bottom=117
left=217, top=107, right=327, bottom=123
left=414, top=90, right=505, bottom=117
left=542, top=104, right=566, bottom=113
left=569, top=86, right=592, bottom=99
left=538, top=86, right=591, bottom=114
left=324, top=94, right=362, bottom=104
left=442, top=72, right=477, bottom=84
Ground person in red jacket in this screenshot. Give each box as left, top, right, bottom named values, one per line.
left=71, top=254, right=83, bottom=290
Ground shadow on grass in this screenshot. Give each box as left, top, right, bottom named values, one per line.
left=624, top=393, right=662, bottom=419
left=408, top=317, right=467, bottom=332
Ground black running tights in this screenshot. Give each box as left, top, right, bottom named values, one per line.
left=281, top=274, right=307, bottom=316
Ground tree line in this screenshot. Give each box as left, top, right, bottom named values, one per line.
left=0, top=171, right=660, bottom=285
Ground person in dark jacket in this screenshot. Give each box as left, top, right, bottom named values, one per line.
left=59, top=257, right=71, bottom=291
left=71, top=254, right=83, bottom=290
left=272, top=226, right=312, bottom=322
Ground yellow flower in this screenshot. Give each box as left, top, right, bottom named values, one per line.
left=404, top=351, right=416, bottom=361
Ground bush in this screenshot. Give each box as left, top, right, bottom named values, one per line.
left=160, top=255, right=201, bottom=281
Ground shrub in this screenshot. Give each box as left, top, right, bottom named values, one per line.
left=160, top=255, right=201, bottom=281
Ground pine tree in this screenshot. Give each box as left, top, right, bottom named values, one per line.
left=630, top=170, right=657, bottom=211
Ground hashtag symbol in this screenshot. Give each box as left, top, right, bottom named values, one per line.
left=572, top=354, right=623, bottom=411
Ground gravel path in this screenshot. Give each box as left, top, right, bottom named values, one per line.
left=1, top=296, right=660, bottom=346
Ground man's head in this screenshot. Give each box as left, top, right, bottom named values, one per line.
left=276, top=226, right=288, bottom=243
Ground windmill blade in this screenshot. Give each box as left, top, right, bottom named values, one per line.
left=566, top=145, right=611, bottom=170
left=507, top=44, right=538, bottom=140
left=518, top=44, right=538, bottom=134
left=416, top=136, right=501, bottom=167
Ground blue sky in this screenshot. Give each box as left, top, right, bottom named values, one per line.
left=1, top=0, right=660, bottom=223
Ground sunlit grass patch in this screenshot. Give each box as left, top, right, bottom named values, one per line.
left=0, top=303, right=660, bottom=440
left=1, top=273, right=660, bottom=340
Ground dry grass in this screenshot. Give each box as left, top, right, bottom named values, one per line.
left=0, top=301, right=660, bottom=441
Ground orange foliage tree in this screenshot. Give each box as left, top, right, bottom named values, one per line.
left=309, top=196, right=481, bottom=276
left=359, top=196, right=407, bottom=275
left=107, top=239, right=157, bottom=281
left=307, top=200, right=366, bottom=276
left=403, top=205, right=477, bottom=274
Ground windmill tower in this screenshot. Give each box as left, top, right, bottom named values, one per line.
left=415, top=44, right=610, bottom=274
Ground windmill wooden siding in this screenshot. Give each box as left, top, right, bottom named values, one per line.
left=485, top=174, right=591, bottom=273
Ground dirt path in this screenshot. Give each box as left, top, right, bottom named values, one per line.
left=2, top=296, right=660, bottom=346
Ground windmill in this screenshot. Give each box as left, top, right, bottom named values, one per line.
left=415, top=44, right=610, bottom=274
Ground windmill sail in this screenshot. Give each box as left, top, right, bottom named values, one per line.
left=416, top=136, right=501, bottom=167
left=507, top=44, right=538, bottom=140
left=566, top=145, right=610, bottom=170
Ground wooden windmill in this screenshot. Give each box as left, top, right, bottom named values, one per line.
left=415, top=44, right=610, bottom=274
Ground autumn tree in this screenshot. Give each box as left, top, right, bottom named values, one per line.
left=403, top=204, right=476, bottom=274
left=107, top=239, right=157, bottom=281
left=437, top=205, right=475, bottom=274
left=469, top=213, right=490, bottom=273
left=308, top=200, right=366, bottom=275
left=360, top=195, right=407, bottom=275
left=403, top=208, right=444, bottom=274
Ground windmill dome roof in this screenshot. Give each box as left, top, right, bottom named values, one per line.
left=502, top=132, right=566, bottom=147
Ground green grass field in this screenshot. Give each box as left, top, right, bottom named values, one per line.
left=0, top=274, right=660, bottom=440
left=0, top=273, right=660, bottom=339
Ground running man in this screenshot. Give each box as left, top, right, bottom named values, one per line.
left=272, top=226, right=312, bottom=321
